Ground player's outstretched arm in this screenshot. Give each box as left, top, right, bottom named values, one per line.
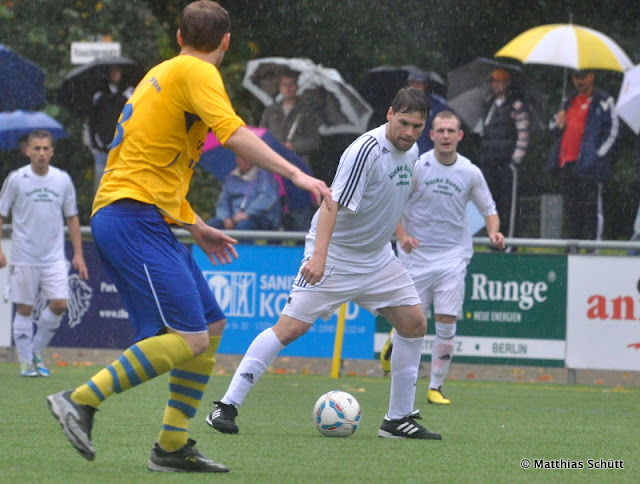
left=225, top=126, right=333, bottom=209
left=66, top=215, right=88, bottom=280
left=186, top=215, right=238, bottom=265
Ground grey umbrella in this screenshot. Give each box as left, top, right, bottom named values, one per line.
left=447, top=57, right=548, bottom=133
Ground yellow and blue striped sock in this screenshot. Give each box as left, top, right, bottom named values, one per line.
left=71, top=333, right=193, bottom=408
left=157, top=335, right=221, bottom=451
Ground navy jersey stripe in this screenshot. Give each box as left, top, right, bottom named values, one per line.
left=338, top=136, right=378, bottom=207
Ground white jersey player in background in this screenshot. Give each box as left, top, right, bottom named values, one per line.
left=207, top=88, right=443, bottom=440
left=382, top=111, right=505, bottom=404
left=0, top=130, right=88, bottom=377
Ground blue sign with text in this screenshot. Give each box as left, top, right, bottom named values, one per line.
left=193, top=244, right=375, bottom=359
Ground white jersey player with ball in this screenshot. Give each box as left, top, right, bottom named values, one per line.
left=207, top=88, right=444, bottom=440
left=392, top=111, right=505, bottom=405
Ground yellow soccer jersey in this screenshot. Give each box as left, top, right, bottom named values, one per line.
left=92, top=55, right=245, bottom=225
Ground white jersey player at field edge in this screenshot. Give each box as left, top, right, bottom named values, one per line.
left=0, top=129, right=88, bottom=377
left=207, top=88, right=443, bottom=440
left=381, top=111, right=505, bottom=405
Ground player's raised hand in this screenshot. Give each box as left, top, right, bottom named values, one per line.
left=290, top=170, right=333, bottom=210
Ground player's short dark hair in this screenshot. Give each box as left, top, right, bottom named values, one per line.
left=432, top=110, right=462, bottom=130
left=27, top=130, right=53, bottom=144
left=391, top=87, right=430, bottom=120
left=179, top=1, right=230, bottom=52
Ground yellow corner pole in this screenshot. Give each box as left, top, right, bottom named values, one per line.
left=331, top=303, right=347, bottom=378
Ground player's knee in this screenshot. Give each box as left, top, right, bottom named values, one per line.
left=272, top=316, right=310, bottom=345
left=49, top=300, right=67, bottom=315
left=186, top=332, right=210, bottom=356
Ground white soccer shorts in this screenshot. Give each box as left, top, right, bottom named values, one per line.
left=6, top=260, right=69, bottom=305
left=281, top=257, right=421, bottom=324
left=406, top=259, right=467, bottom=318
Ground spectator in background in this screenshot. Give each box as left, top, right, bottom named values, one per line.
left=0, top=130, right=88, bottom=377
left=407, top=70, right=450, bottom=154
left=477, top=68, right=529, bottom=239
left=260, top=68, right=322, bottom=231
left=87, top=65, right=135, bottom=194
left=207, top=156, right=282, bottom=231
left=547, top=69, right=618, bottom=241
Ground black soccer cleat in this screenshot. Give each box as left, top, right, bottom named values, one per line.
left=147, top=439, right=230, bottom=473
left=378, top=410, right=442, bottom=440
left=205, top=401, right=239, bottom=434
left=47, top=389, right=97, bottom=460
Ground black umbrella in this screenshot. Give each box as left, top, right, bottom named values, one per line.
left=0, top=45, right=45, bottom=111
left=359, top=64, right=446, bottom=126
left=56, top=56, right=144, bottom=116
left=447, top=57, right=548, bottom=132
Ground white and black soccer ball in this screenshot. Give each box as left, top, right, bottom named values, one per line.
left=312, top=390, right=361, bottom=437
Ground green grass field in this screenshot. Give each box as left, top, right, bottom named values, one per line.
left=2, top=362, right=638, bottom=483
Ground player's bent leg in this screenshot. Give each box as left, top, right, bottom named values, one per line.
left=47, top=333, right=195, bottom=459
left=157, top=333, right=220, bottom=453
left=378, top=305, right=441, bottom=440
left=428, top=318, right=456, bottom=405
left=13, top=309, right=36, bottom=375
left=148, top=439, right=229, bottom=473
left=32, top=304, right=65, bottom=377
left=207, top=316, right=310, bottom=433
left=380, top=329, right=394, bottom=375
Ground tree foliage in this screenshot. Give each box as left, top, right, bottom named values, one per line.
left=3, top=0, right=640, bottom=237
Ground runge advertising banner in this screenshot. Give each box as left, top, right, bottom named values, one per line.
left=566, top=256, right=640, bottom=371
left=376, top=253, right=567, bottom=366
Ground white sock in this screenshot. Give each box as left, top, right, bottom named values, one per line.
left=32, top=307, right=63, bottom=356
left=221, top=328, right=285, bottom=407
left=387, top=333, right=423, bottom=420
left=429, top=322, right=456, bottom=390
left=13, top=313, right=34, bottom=364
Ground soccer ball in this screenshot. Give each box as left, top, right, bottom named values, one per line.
left=312, top=390, right=361, bottom=437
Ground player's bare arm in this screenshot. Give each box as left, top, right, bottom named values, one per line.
left=225, top=126, right=333, bottom=209
left=66, top=215, right=88, bottom=280
left=187, top=214, right=238, bottom=265
left=485, top=214, right=505, bottom=250
left=395, top=221, right=419, bottom=254
left=301, top=200, right=340, bottom=285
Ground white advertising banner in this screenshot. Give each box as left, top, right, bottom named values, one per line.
left=566, top=256, right=640, bottom=371
left=71, top=42, right=121, bottom=64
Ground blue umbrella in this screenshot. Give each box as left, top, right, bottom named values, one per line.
left=0, top=110, right=68, bottom=151
left=0, top=45, right=46, bottom=111
left=199, top=126, right=314, bottom=210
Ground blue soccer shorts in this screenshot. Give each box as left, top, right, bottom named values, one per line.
left=91, top=200, right=224, bottom=341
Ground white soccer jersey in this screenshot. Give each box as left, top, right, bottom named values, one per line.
left=398, top=150, right=497, bottom=266
left=305, top=124, right=419, bottom=273
left=0, top=165, right=78, bottom=265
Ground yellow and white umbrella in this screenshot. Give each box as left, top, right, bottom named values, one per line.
left=495, top=24, right=633, bottom=72
left=616, top=64, right=640, bottom=134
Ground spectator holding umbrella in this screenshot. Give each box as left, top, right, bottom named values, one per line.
left=87, top=65, right=135, bottom=194
left=547, top=69, right=618, bottom=242
left=406, top=69, right=450, bottom=154
left=477, top=68, right=529, bottom=241
left=259, top=67, right=322, bottom=231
